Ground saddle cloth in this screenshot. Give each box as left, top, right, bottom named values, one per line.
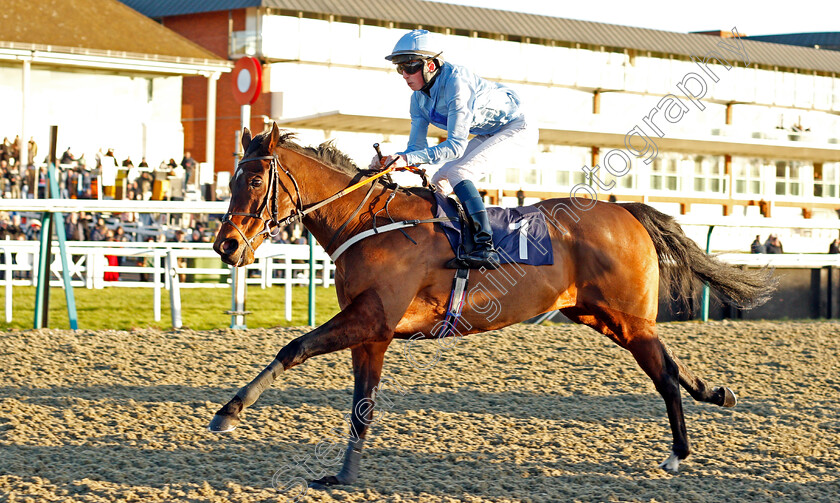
left=432, top=192, right=554, bottom=266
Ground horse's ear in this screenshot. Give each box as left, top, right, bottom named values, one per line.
left=268, top=122, right=280, bottom=151
left=241, top=127, right=252, bottom=152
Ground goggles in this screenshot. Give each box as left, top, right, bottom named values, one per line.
left=395, top=60, right=424, bottom=75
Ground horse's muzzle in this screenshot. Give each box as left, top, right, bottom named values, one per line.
left=214, top=236, right=247, bottom=266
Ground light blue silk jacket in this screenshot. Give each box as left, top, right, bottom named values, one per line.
left=400, top=62, right=522, bottom=166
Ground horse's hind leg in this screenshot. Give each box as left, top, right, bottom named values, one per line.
left=625, top=335, right=688, bottom=473
left=662, top=342, right=737, bottom=407
left=561, top=308, right=689, bottom=473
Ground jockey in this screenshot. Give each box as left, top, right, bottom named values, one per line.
left=372, top=29, right=537, bottom=270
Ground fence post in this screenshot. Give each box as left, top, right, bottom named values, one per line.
left=229, top=265, right=248, bottom=329
left=4, top=249, right=12, bottom=323
left=308, top=231, right=315, bottom=326
left=163, top=247, right=171, bottom=290
left=260, top=256, right=269, bottom=289
left=166, top=251, right=182, bottom=328
left=284, top=254, right=292, bottom=321
left=30, top=247, right=38, bottom=287
left=321, top=256, right=328, bottom=287
left=85, top=252, right=94, bottom=289
left=153, top=249, right=162, bottom=322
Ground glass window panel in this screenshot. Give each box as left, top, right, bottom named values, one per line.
left=523, top=169, right=538, bottom=185
left=506, top=168, right=519, bottom=184
left=556, top=171, right=569, bottom=186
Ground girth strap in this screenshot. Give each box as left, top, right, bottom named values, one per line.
left=329, top=217, right=457, bottom=262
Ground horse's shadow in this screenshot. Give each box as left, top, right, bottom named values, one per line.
left=1, top=383, right=830, bottom=500
left=0, top=438, right=834, bottom=502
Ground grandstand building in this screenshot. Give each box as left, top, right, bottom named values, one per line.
left=122, top=0, right=840, bottom=251
left=0, top=0, right=230, bottom=172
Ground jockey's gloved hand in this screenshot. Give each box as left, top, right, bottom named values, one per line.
left=368, top=154, right=384, bottom=170
left=382, top=154, right=408, bottom=169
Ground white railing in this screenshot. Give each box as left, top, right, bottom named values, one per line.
left=0, top=241, right=335, bottom=324
left=715, top=253, right=840, bottom=268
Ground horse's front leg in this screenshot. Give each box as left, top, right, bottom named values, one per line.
left=309, top=340, right=391, bottom=489
left=208, top=289, right=391, bottom=432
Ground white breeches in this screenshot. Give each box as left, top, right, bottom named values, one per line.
left=430, top=115, right=537, bottom=193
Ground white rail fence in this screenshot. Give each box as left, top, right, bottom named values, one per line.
left=0, top=241, right=334, bottom=324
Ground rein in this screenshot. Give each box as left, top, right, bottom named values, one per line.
left=222, top=153, right=397, bottom=262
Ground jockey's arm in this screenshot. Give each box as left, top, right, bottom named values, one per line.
left=403, top=78, right=473, bottom=166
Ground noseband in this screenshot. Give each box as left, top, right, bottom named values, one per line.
left=221, top=155, right=303, bottom=260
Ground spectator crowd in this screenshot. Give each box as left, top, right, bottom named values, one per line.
left=1, top=131, right=206, bottom=202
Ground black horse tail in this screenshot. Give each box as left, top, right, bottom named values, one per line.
left=619, top=202, right=777, bottom=310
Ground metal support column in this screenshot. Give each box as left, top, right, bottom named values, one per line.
left=33, top=126, right=78, bottom=329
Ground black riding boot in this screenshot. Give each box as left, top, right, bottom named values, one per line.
left=448, top=180, right=500, bottom=269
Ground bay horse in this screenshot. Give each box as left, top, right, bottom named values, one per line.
left=211, top=123, right=774, bottom=488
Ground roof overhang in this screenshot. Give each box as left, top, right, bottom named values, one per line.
left=274, top=110, right=446, bottom=136
left=275, top=110, right=840, bottom=163
left=0, top=43, right=232, bottom=76
left=539, top=128, right=840, bottom=163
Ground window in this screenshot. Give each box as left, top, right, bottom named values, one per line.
left=555, top=168, right=586, bottom=187
left=774, top=161, right=804, bottom=197
left=535, top=146, right=588, bottom=189
left=733, top=158, right=764, bottom=195
left=650, top=155, right=679, bottom=191
left=814, top=162, right=840, bottom=199
left=522, top=167, right=539, bottom=185
left=691, top=155, right=726, bottom=194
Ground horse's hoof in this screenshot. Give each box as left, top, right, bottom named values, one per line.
left=208, top=413, right=239, bottom=433
left=722, top=387, right=738, bottom=408
left=658, top=452, right=680, bottom=473
left=308, top=475, right=342, bottom=490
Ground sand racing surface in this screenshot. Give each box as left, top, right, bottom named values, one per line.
left=1, top=320, right=838, bottom=502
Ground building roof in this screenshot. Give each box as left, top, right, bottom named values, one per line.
left=747, top=32, right=840, bottom=52
left=120, top=0, right=840, bottom=74
left=2, top=0, right=225, bottom=63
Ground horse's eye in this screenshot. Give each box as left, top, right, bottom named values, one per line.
left=249, top=178, right=263, bottom=188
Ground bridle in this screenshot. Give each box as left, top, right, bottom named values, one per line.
left=221, top=152, right=398, bottom=264
left=221, top=154, right=302, bottom=262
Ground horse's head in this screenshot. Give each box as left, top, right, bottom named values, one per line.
left=214, top=123, right=299, bottom=266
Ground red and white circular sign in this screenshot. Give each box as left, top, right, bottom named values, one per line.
left=231, top=57, right=262, bottom=105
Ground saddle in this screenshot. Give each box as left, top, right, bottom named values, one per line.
left=432, top=192, right=554, bottom=267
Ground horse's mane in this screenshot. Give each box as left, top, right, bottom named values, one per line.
left=248, top=128, right=431, bottom=197
left=246, top=129, right=361, bottom=176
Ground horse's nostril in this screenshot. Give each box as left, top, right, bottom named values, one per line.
left=221, top=238, right=239, bottom=255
